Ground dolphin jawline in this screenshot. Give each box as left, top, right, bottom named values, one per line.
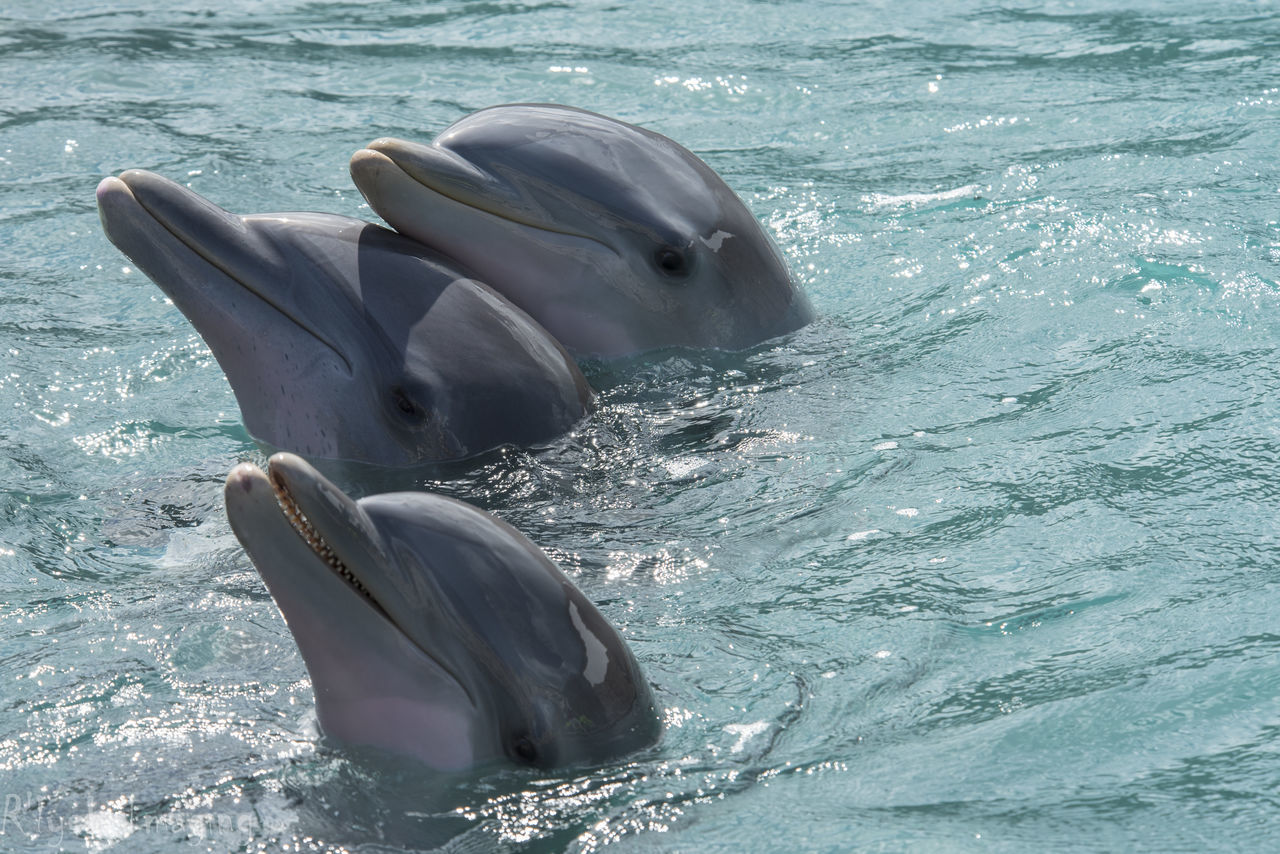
left=266, top=465, right=386, bottom=616
left=353, top=144, right=619, bottom=253
left=99, top=174, right=353, bottom=373
left=257, top=459, right=476, bottom=706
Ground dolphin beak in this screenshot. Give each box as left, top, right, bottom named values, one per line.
left=351, top=139, right=606, bottom=254
left=95, top=175, right=136, bottom=236
left=103, top=170, right=284, bottom=290
left=353, top=138, right=556, bottom=233
left=225, top=454, right=386, bottom=617
left=97, top=169, right=355, bottom=377
left=225, top=455, right=404, bottom=639
left=225, top=459, right=485, bottom=769
left=355, top=137, right=494, bottom=201
left=262, top=452, right=388, bottom=600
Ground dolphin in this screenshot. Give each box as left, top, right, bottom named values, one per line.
left=224, top=452, right=659, bottom=769
left=349, top=104, right=814, bottom=358
left=97, top=170, right=593, bottom=466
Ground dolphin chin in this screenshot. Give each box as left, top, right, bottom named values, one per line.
left=350, top=103, right=814, bottom=359
left=225, top=453, right=659, bottom=770
left=97, top=170, right=593, bottom=466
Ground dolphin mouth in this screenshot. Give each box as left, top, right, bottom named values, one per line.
left=98, top=172, right=354, bottom=374
left=266, top=464, right=387, bottom=618
left=257, top=455, right=478, bottom=707
left=354, top=141, right=616, bottom=251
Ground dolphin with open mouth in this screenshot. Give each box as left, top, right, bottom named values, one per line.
left=97, top=170, right=593, bottom=465
left=350, top=104, right=814, bottom=358
left=224, top=452, right=659, bottom=770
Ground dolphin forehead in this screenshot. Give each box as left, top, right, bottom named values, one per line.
left=435, top=104, right=729, bottom=241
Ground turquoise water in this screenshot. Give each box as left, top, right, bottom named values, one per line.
left=3, top=0, right=1280, bottom=850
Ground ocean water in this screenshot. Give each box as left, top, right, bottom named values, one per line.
left=3, top=0, right=1279, bottom=850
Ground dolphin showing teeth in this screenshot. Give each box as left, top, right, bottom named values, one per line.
left=224, top=453, right=659, bottom=770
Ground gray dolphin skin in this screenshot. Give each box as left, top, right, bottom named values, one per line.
left=224, top=453, right=659, bottom=770
left=349, top=104, right=814, bottom=358
left=97, top=170, right=593, bottom=466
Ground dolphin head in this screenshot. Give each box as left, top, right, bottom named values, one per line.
left=97, top=170, right=593, bottom=465
left=225, top=453, right=659, bottom=770
left=349, top=104, right=814, bottom=358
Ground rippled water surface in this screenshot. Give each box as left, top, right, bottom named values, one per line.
left=3, top=0, right=1280, bottom=850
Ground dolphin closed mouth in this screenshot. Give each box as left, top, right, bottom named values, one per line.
left=97, top=169, right=594, bottom=465
left=98, top=172, right=353, bottom=372
left=353, top=139, right=613, bottom=247
left=350, top=103, right=814, bottom=358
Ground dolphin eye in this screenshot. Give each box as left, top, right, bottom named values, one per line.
left=653, top=246, right=690, bottom=279
left=390, top=386, right=425, bottom=421
left=511, top=733, right=539, bottom=764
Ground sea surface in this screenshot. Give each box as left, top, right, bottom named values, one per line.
left=3, top=0, right=1279, bottom=851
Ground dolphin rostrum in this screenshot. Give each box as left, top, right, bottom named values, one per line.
left=224, top=452, right=659, bottom=769
left=350, top=104, right=814, bottom=358
left=97, top=170, right=593, bottom=465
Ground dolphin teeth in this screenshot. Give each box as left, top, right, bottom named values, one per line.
left=269, top=475, right=377, bottom=604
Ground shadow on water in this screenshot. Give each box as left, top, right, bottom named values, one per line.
left=292, top=333, right=818, bottom=497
